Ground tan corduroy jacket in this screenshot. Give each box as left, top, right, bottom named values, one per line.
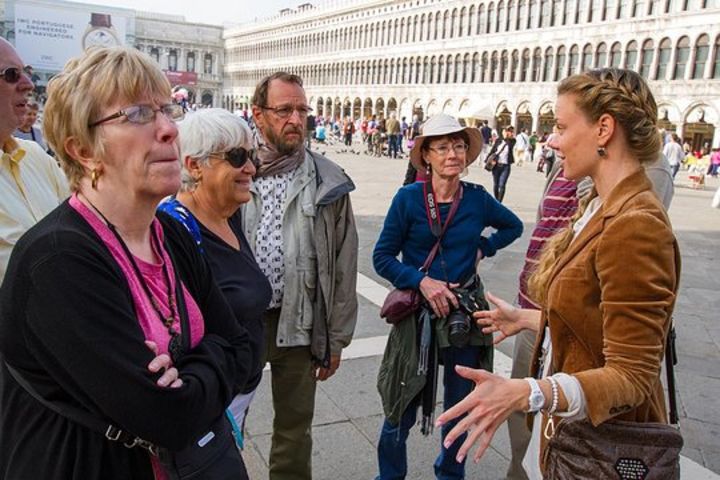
left=530, top=168, right=681, bottom=465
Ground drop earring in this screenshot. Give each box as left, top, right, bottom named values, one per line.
left=91, top=169, right=100, bottom=189
left=597, top=147, right=607, bottom=157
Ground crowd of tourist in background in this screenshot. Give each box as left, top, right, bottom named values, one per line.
left=0, top=35, right=713, bottom=480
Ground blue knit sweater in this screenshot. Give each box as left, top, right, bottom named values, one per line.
left=373, top=181, right=523, bottom=289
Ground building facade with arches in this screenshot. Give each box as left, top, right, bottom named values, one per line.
left=0, top=0, right=224, bottom=108
left=224, top=0, right=720, bottom=150
left=130, top=12, right=224, bottom=108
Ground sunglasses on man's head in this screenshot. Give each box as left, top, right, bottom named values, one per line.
left=215, top=148, right=260, bottom=170
left=0, top=67, right=24, bottom=84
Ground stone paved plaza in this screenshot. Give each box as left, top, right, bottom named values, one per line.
left=242, top=144, right=720, bottom=480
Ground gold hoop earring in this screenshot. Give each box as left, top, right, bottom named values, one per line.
left=91, top=169, right=100, bottom=189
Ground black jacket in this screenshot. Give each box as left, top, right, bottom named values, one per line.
left=488, top=137, right=517, bottom=165
left=0, top=201, right=251, bottom=479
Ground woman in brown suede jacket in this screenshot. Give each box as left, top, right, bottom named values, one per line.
left=434, top=68, right=680, bottom=478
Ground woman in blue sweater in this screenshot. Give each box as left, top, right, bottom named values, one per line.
left=373, top=114, right=523, bottom=480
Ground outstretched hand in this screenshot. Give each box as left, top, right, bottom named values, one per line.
left=473, top=292, right=527, bottom=344
left=435, top=366, right=528, bottom=463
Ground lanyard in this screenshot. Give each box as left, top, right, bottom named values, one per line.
left=82, top=195, right=185, bottom=362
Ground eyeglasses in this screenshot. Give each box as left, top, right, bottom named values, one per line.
left=261, top=105, right=313, bottom=119
left=211, top=147, right=260, bottom=170
left=89, top=103, right=185, bottom=128
left=428, top=143, right=469, bottom=156
left=0, top=67, right=24, bottom=84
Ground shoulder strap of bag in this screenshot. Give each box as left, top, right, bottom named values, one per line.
left=5, top=363, right=108, bottom=434
left=665, top=323, right=679, bottom=424
left=4, top=362, right=156, bottom=452
left=420, top=185, right=463, bottom=273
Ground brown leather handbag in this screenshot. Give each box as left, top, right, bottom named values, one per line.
left=544, top=328, right=683, bottom=480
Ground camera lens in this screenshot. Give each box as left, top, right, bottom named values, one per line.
left=447, top=310, right=471, bottom=348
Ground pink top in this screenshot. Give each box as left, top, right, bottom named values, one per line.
left=70, top=194, right=205, bottom=480
left=711, top=151, right=720, bottom=165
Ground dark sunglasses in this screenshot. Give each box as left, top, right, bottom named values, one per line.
left=0, top=67, right=24, bottom=84
left=214, top=148, right=259, bottom=169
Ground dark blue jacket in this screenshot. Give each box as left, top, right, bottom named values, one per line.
left=373, top=181, right=523, bottom=289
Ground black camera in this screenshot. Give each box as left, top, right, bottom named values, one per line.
left=447, top=290, right=481, bottom=348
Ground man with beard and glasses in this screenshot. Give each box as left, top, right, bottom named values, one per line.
left=242, top=72, right=359, bottom=480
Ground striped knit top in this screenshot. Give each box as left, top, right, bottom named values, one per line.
left=518, top=168, right=579, bottom=309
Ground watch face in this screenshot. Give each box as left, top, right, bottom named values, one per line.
left=530, top=391, right=545, bottom=410
left=83, top=29, right=119, bottom=49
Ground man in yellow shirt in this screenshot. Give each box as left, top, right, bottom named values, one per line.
left=0, top=38, right=69, bottom=282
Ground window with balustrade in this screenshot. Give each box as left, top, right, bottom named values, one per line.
left=639, top=39, right=654, bottom=78
left=692, top=34, right=709, bottom=79
left=596, top=42, right=608, bottom=67
left=543, top=47, right=554, bottom=80
left=568, top=45, right=579, bottom=74
left=625, top=40, right=638, bottom=70
left=713, top=35, right=720, bottom=79
left=673, top=36, right=690, bottom=79
left=656, top=38, right=671, bottom=79
left=610, top=42, right=622, bottom=67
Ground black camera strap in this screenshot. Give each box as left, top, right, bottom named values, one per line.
left=417, top=181, right=463, bottom=436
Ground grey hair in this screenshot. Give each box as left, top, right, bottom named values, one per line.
left=177, top=108, right=253, bottom=191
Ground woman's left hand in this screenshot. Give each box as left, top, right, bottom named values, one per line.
left=145, top=341, right=183, bottom=388
left=435, top=366, right=528, bottom=463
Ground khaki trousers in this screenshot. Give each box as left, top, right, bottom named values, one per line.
left=506, top=329, right=537, bottom=480
left=263, top=309, right=317, bottom=480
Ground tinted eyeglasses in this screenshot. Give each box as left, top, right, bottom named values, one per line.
left=89, top=103, right=185, bottom=128
left=212, top=148, right=260, bottom=170
left=0, top=67, right=24, bottom=84
left=261, top=105, right=313, bottom=119
left=428, top=143, right=470, bottom=156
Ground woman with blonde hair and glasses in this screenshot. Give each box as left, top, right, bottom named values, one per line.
left=436, top=69, right=680, bottom=478
left=0, top=47, right=251, bottom=479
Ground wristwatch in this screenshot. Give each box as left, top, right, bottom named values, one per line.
left=525, top=378, right=545, bottom=413
left=82, top=13, right=121, bottom=50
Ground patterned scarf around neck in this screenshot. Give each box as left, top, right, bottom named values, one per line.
left=252, top=124, right=306, bottom=178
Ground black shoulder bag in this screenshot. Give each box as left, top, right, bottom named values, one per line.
left=484, top=141, right=507, bottom=171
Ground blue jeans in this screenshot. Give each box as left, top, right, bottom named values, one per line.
left=492, top=163, right=512, bottom=202
left=671, top=162, right=681, bottom=179
left=388, top=134, right=400, bottom=158
left=376, top=345, right=489, bottom=480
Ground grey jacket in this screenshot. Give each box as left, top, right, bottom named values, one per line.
left=241, top=149, right=359, bottom=367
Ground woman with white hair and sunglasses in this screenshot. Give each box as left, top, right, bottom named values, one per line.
left=159, top=108, right=272, bottom=450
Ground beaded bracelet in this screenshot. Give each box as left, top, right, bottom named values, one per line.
left=546, top=376, right=559, bottom=414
